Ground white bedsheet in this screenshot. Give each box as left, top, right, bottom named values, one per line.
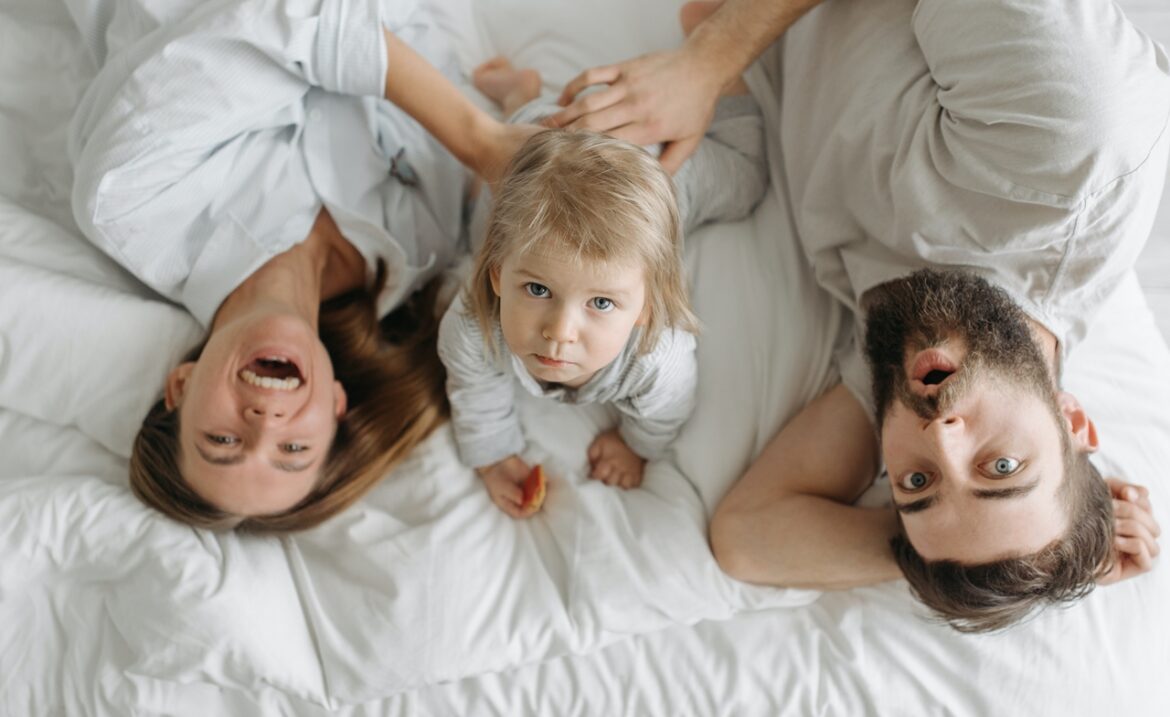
left=1, top=0, right=1168, bottom=715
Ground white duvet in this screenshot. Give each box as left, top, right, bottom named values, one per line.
left=1, top=0, right=1169, bottom=715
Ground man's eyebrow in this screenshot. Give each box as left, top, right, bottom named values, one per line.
left=894, top=494, right=938, bottom=515
left=972, top=477, right=1041, bottom=500
left=893, top=476, right=1043, bottom=514
left=196, top=445, right=244, bottom=466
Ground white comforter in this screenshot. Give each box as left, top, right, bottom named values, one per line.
left=2, top=0, right=1169, bottom=714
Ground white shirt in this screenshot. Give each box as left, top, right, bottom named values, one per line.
left=69, top=0, right=469, bottom=326
left=747, top=0, right=1170, bottom=417
left=437, top=295, right=699, bottom=468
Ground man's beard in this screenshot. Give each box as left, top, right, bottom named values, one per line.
left=863, top=269, right=1056, bottom=425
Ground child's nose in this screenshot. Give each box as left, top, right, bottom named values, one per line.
left=542, top=309, right=577, bottom=343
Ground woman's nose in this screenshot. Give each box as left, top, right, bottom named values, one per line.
left=244, top=405, right=286, bottom=422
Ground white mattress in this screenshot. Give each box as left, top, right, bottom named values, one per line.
left=1, top=0, right=1168, bottom=715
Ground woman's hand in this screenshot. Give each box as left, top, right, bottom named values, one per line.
left=477, top=454, right=536, bottom=518
left=1097, top=478, right=1160, bottom=586
left=545, top=46, right=727, bottom=173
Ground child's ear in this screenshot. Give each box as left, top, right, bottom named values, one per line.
left=490, top=264, right=502, bottom=297
left=635, top=302, right=651, bottom=326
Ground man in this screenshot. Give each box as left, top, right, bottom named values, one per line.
left=548, top=0, right=1168, bottom=630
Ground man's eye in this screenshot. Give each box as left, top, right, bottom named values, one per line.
left=281, top=443, right=309, bottom=454
left=525, top=282, right=550, bottom=298
left=207, top=434, right=239, bottom=446
left=897, top=471, right=932, bottom=491
left=590, top=297, right=614, bottom=312
left=983, top=456, right=1022, bottom=476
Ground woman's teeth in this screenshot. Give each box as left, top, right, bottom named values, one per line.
left=241, top=369, right=301, bottom=391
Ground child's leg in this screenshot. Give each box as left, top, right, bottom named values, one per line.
left=473, top=57, right=543, bottom=117
left=679, top=2, right=749, bottom=95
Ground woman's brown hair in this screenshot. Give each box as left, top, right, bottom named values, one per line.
left=129, top=271, right=449, bottom=532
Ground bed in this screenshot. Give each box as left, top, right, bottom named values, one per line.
left=1, top=0, right=1168, bottom=714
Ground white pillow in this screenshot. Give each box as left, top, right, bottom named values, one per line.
left=0, top=255, right=201, bottom=457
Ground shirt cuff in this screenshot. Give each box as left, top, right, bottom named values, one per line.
left=456, top=425, right=526, bottom=469
left=315, top=0, right=389, bottom=98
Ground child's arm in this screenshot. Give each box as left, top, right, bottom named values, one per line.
left=436, top=296, right=526, bottom=471
left=671, top=96, right=768, bottom=233
left=477, top=454, right=537, bottom=518
left=611, top=330, right=700, bottom=468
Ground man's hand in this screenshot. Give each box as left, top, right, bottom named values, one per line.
left=587, top=430, right=647, bottom=489
left=1098, top=478, right=1160, bottom=586
left=477, top=454, right=536, bottom=518
left=546, top=47, right=724, bottom=173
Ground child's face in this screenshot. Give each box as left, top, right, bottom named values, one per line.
left=491, top=246, right=647, bottom=388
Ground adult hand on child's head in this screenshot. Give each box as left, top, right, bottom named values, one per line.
left=477, top=454, right=536, bottom=519
left=1098, top=478, right=1160, bottom=586
left=547, top=48, right=723, bottom=174
left=588, top=430, right=647, bottom=490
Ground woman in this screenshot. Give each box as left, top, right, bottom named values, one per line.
left=69, top=0, right=536, bottom=530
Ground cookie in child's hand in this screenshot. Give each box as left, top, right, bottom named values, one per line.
left=521, top=464, right=547, bottom=513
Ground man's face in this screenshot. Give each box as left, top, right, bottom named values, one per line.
left=865, top=270, right=1073, bottom=563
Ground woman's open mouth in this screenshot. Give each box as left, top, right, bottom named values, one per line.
left=239, top=353, right=305, bottom=391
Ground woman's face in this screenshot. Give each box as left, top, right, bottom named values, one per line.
left=166, top=307, right=347, bottom=516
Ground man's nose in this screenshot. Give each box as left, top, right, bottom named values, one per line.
left=924, top=413, right=964, bottom=438
left=924, top=413, right=968, bottom=474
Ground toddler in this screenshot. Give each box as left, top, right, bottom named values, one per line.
left=439, top=6, right=767, bottom=517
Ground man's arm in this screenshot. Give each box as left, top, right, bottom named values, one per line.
left=710, top=383, right=902, bottom=590
left=547, top=0, right=823, bottom=171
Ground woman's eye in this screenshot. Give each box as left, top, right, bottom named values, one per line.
left=897, top=471, right=932, bottom=491
left=207, top=434, right=238, bottom=446
left=281, top=443, right=308, bottom=454
left=983, top=456, right=1022, bottom=476
left=590, top=297, right=614, bottom=312
left=525, top=282, right=550, bottom=298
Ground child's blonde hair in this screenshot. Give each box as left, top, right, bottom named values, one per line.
left=468, top=130, right=699, bottom=355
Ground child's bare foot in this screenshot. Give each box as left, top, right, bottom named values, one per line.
left=679, top=2, right=749, bottom=95
left=473, top=56, right=543, bottom=117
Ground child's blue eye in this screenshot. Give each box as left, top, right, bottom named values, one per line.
left=590, top=297, right=614, bottom=312
left=525, top=282, right=550, bottom=298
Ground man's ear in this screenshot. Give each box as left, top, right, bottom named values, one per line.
left=1058, top=391, right=1099, bottom=453
left=165, top=362, right=196, bottom=411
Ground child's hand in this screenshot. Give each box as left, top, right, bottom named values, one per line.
left=1098, top=478, right=1160, bottom=586
left=477, top=454, right=535, bottom=518
left=587, top=430, right=646, bottom=490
